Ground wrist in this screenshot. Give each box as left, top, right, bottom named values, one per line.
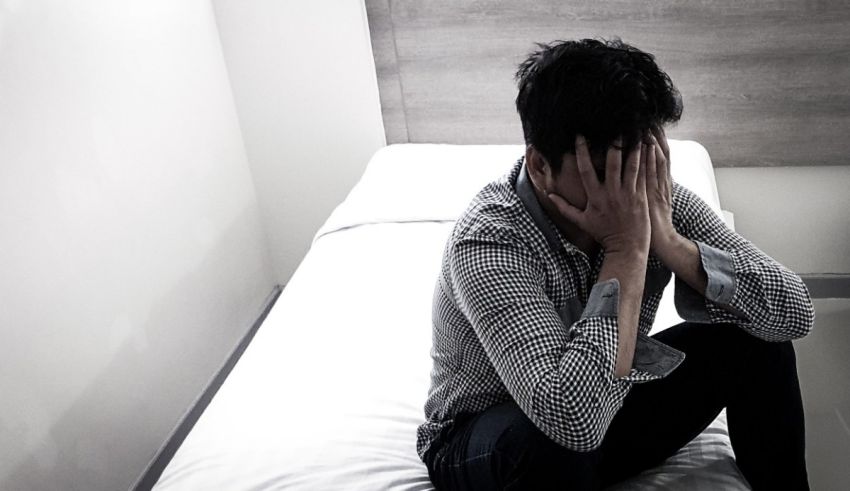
left=599, top=246, right=650, bottom=283
left=602, top=236, right=650, bottom=256
left=651, top=229, right=681, bottom=258
left=602, top=248, right=650, bottom=283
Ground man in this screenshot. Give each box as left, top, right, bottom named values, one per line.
left=417, top=38, right=814, bottom=490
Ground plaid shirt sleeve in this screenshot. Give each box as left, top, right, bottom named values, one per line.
left=450, top=232, right=644, bottom=452
left=671, top=182, right=815, bottom=341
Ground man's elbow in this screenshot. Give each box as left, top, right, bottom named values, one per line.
left=530, top=376, right=618, bottom=452
left=787, top=291, right=816, bottom=340
left=554, top=424, right=607, bottom=453
left=795, top=301, right=816, bottom=339
left=533, top=408, right=610, bottom=453
left=788, top=276, right=816, bottom=339
left=764, top=301, right=815, bottom=341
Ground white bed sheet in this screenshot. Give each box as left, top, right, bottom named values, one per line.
left=154, top=143, right=751, bottom=490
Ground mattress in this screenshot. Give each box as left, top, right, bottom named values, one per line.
left=153, top=143, right=751, bottom=490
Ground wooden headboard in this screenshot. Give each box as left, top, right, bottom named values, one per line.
left=364, top=0, right=850, bottom=167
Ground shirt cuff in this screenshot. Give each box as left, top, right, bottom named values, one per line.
left=616, top=333, right=686, bottom=383
left=581, top=279, right=686, bottom=384
left=696, top=241, right=736, bottom=306
left=674, top=241, right=739, bottom=323
left=581, top=278, right=619, bottom=319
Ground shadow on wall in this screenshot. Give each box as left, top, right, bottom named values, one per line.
left=0, top=205, right=273, bottom=491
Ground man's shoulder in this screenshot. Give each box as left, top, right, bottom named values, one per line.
left=671, top=181, right=726, bottom=234
left=671, top=180, right=693, bottom=202
left=452, top=179, right=525, bottom=244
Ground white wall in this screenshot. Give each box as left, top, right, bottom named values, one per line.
left=715, top=166, right=850, bottom=275
left=0, top=1, right=275, bottom=490
left=211, top=0, right=387, bottom=284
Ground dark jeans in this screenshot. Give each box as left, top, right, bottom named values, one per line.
left=424, top=322, right=809, bottom=490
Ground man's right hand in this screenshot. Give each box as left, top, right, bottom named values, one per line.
left=547, top=134, right=652, bottom=255
left=548, top=134, right=654, bottom=379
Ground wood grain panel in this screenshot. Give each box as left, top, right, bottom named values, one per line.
left=366, top=0, right=850, bottom=166
left=364, top=0, right=409, bottom=143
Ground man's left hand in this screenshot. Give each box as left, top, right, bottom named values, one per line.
left=645, top=127, right=679, bottom=255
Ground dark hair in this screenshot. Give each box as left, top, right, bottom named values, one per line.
left=515, top=37, right=682, bottom=173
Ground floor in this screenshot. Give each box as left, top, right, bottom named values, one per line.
left=795, top=298, right=850, bottom=491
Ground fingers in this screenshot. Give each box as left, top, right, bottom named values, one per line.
left=650, top=133, right=670, bottom=190
left=651, top=126, right=671, bottom=163
left=574, top=134, right=602, bottom=195
left=645, top=140, right=656, bottom=191
left=547, top=191, right=584, bottom=228
left=623, top=141, right=642, bottom=191
left=637, top=142, right=647, bottom=192
left=656, top=142, right=669, bottom=189
left=605, top=136, right=623, bottom=191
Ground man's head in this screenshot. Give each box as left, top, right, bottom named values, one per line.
left=515, top=37, right=682, bottom=176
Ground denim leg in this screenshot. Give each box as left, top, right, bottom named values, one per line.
left=429, top=400, right=603, bottom=490
left=426, top=322, right=809, bottom=490
left=723, top=330, right=809, bottom=490
left=597, top=322, right=730, bottom=487
left=597, top=322, right=809, bottom=490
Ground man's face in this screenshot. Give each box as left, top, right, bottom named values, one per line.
left=547, top=151, right=607, bottom=211
left=550, top=133, right=652, bottom=210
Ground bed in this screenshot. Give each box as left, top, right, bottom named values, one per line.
left=152, top=141, right=751, bottom=490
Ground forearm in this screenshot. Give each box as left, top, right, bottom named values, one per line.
left=653, top=232, right=708, bottom=296
left=596, top=248, right=648, bottom=378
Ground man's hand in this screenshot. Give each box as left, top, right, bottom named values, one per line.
left=547, top=134, right=651, bottom=255
left=645, top=127, right=709, bottom=296
left=548, top=134, right=652, bottom=379
left=645, top=127, right=678, bottom=255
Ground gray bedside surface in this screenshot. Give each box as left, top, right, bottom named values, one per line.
left=796, top=298, right=850, bottom=491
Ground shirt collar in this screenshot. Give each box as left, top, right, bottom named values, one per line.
left=515, top=158, right=564, bottom=252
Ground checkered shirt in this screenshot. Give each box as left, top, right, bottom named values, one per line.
left=416, top=156, right=815, bottom=460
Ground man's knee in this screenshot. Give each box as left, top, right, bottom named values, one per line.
left=712, top=323, right=800, bottom=381
left=728, top=324, right=797, bottom=361
left=706, top=322, right=795, bottom=355
left=659, top=322, right=800, bottom=393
